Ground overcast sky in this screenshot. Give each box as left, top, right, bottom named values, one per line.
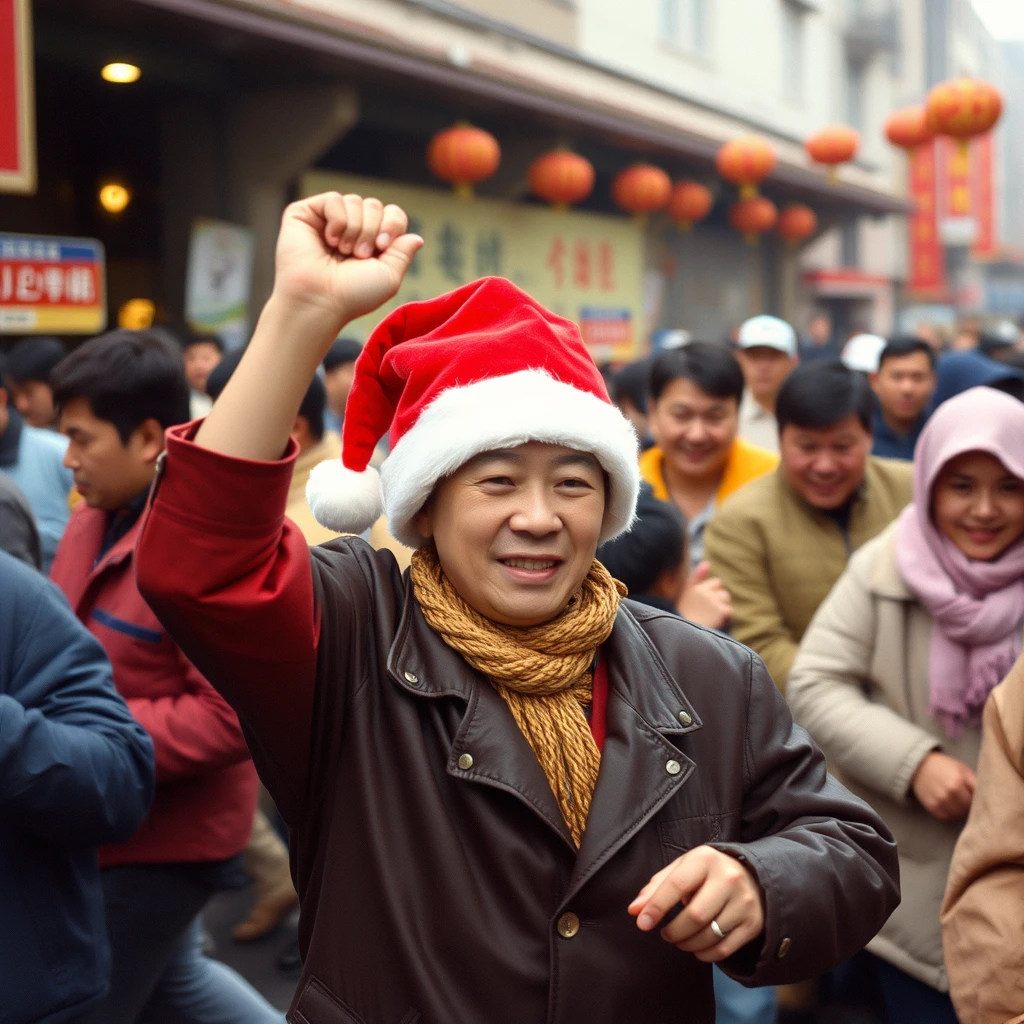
left=970, top=0, right=1024, bottom=40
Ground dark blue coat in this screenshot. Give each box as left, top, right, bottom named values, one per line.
left=0, top=551, right=154, bottom=1024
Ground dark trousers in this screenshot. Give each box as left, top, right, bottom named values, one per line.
left=78, top=864, right=216, bottom=1024
left=867, top=953, right=960, bottom=1024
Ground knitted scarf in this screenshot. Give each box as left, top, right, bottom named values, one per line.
left=410, top=546, right=626, bottom=846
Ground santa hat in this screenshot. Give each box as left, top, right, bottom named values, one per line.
left=306, top=277, right=640, bottom=548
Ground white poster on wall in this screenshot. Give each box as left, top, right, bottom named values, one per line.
left=184, top=219, right=254, bottom=350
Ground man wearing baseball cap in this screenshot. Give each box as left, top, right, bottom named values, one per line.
left=734, top=315, right=798, bottom=454
left=135, top=192, right=899, bottom=1023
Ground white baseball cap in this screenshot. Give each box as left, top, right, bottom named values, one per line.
left=841, top=333, right=887, bottom=374
left=736, top=315, right=797, bottom=357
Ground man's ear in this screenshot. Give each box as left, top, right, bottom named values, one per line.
left=134, top=418, right=166, bottom=463
left=868, top=371, right=881, bottom=391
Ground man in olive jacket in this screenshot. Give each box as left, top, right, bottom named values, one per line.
left=136, top=194, right=900, bottom=1024
left=705, top=361, right=913, bottom=691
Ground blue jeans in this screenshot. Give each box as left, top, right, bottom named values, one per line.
left=713, top=967, right=778, bottom=1024
left=142, top=916, right=284, bottom=1024
left=80, top=864, right=282, bottom=1024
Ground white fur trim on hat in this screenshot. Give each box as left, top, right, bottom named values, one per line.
left=306, top=460, right=384, bottom=535
left=380, top=369, right=640, bottom=549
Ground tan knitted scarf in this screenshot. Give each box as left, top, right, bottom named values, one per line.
left=410, top=546, right=626, bottom=847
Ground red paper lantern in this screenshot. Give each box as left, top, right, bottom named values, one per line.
left=776, top=203, right=818, bottom=245
left=805, top=125, right=860, bottom=179
left=728, top=196, right=777, bottom=244
left=611, top=164, right=672, bottom=218
left=528, top=151, right=595, bottom=210
left=427, top=123, right=501, bottom=198
left=715, top=136, right=777, bottom=199
left=926, top=78, right=1002, bottom=153
left=884, top=106, right=934, bottom=151
left=668, top=181, right=713, bottom=229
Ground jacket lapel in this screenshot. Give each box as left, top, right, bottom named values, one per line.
left=565, top=605, right=702, bottom=901
left=387, top=584, right=575, bottom=849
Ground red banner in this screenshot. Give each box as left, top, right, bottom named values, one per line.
left=907, top=141, right=945, bottom=298
left=0, top=0, right=34, bottom=193
left=971, top=132, right=996, bottom=257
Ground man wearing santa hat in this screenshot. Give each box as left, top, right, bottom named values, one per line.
left=136, top=193, right=899, bottom=1023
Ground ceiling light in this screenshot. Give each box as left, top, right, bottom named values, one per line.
left=99, top=182, right=131, bottom=214
left=101, top=62, right=141, bottom=84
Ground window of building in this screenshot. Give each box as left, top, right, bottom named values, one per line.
left=840, top=221, right=860, bottom=267
left=659, top=0, right=708, bottom=56
left=845, top=57, right=866, bottom=131
left=781, top=1, right=805, bottom=104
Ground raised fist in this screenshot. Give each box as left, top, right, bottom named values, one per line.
left=272, top=192, right=423, bottom=328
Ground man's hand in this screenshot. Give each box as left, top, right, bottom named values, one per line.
left=628, top=846, right=765, bottom=962
left=911, top=751, right=976, bottom=821
left=678, top=562, right=733, bottom=630
left=272, top=192, right=423, bottom=329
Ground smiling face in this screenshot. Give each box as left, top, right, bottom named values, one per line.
left=779, top=413, right=873, bottom=510
left=413, top=442, right=607, bottom=627
left=932, top=451, right=1024, bottom=561
left=648, top=378, right=739, bottom=484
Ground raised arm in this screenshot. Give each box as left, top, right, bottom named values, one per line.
left=136, top=193, right=422, bottom=822
left=196, top=193, right=422, bottom=461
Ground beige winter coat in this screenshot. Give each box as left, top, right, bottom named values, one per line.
left=788, top=521, right=982, bottom=991
left=942, top=654, right=1024, bottom=1024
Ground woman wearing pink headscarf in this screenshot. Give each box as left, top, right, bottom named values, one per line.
left=788, top=385, right=1024, bottom=1024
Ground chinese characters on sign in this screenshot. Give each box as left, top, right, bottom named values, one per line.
left=0, top=234, right=106, bottom=333
left=302, top=171, right=644, bottom=362
left=907, top=143, right=945, bottom=298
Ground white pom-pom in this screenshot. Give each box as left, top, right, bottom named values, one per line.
left=305, top=459, right=384, bottom=534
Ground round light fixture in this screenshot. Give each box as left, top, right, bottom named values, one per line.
left=99, top=182, right=132, bottom=214
left=101, top=62, right=141, bottom=84
left=118, top=298, right=156, bottom=330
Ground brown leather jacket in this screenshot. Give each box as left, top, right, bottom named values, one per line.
left=137, top=427, right=900, bottom=1024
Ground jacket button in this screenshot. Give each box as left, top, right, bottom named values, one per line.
left=777, top=937, right=791, bottom=959
left=403, top=671, right=418, bottom=684
left=557, top=912, right=580, bottom=938
left=457, top=753, right=474, bottom=770
left=666, top=759, right=682, bottom=775
left=678, top=710, right=692, bottom=726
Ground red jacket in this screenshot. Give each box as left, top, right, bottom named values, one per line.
left=50, top=501, right=256, bottom=867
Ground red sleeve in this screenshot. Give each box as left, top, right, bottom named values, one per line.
left=126, top=647, right=251, bottom=782
left=135, top=423, right=319, bottom=823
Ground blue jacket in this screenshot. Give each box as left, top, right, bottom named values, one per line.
left=0, top=551, right=154, bottom=1024
left=0, top=411, right=74, bottom=572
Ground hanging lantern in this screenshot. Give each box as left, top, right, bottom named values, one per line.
left=528, top=150, right=595, bottom=211
left=884, top=105, right=934, bottom=152
left=805, top=125, right=860, bottom=181
left=776, top=203, right=818, bottom=245
left=668, top=180, right=713, bottom=230
left=427, top=122, right=500, bottom=198
left=715, top=136, right=777, bottom=199
left=926, top=78, right=1003, bottom=154
left=611, top=163, right=672, bottom=219
left=728, top=197, right=777, bottom=244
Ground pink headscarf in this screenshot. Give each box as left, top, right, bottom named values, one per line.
left=896, top=386, right=1024, bottom=738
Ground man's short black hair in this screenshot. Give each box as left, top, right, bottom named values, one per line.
left=205, top=346, right=325, bottom=441
left=5, top=336, right=67, bottom=384
left=878, top=336, right=937, bottom=370
left=182, top=332, right=224, bottom=354
left=610, top=359, right=649, bottom=411
left=597, top=485, right=686, bottom=596
left=323, top=338, right=362, bottom=372
left=648, top=342, right=744, bottom=405
left=50, top=329, right=191, bottom=443
left=776, top=359, right=874, bottom=434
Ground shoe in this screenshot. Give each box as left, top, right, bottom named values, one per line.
left=232, top=887, right=298, bottom=942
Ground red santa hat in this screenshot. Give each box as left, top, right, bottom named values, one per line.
left=306, top=277, right=640, bottom=548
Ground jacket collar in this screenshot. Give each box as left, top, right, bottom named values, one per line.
left=866, top=522, right=912, bottom=600
left=387, top=587, right=701, bottom=890
left=54, top=505, right=140, bottom=611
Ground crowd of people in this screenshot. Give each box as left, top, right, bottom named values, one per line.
left=2, top=190, right=1024, bottom=1024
